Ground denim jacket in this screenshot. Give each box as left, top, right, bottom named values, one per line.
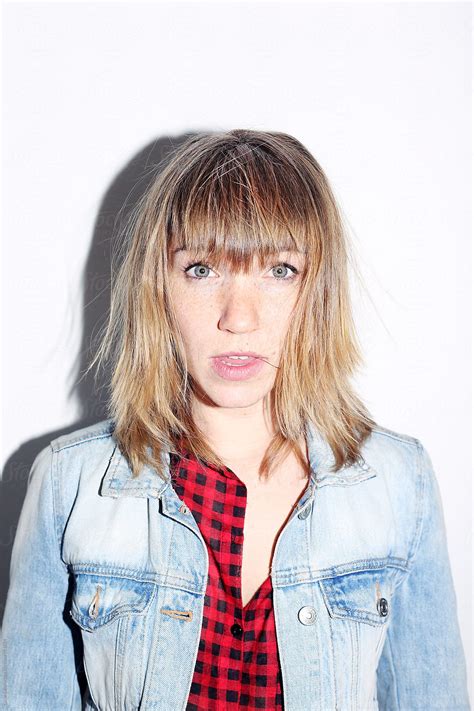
left=0, top=418, right=470, bottom=710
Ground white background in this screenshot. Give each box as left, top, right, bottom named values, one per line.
left=2, top=0, right=472, bottom=699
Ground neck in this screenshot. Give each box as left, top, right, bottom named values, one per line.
left=190, top=397, right=308, bottom=486
left=191, top=398, right=275, bottom=465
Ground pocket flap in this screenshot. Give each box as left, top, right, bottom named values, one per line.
left=319, top=568, right=393, bottom=627
left=70, top=572, right=155, bottom=631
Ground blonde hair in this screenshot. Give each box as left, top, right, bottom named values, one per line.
left=87, top=128, right=377, bottom=481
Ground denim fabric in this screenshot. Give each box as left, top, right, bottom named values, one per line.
left=0, top=418, right=470, bottom=710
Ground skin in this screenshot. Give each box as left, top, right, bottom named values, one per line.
left=168, top=248, right=308, bottom=487
left=168, top=248, right=311, bottom=604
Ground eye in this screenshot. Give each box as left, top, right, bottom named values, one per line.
left=182, top=261, right=299, bottom=281
left=182, top=262, right=216, bottom=279
left=270, top=263, right=299, bottom=280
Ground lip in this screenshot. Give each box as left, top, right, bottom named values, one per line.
left=213, top=352, right=264, bottom=359
left=210, top=355, right=265, bottom=381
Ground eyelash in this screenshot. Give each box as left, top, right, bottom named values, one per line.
left=182, top=261, right=299, bottom=281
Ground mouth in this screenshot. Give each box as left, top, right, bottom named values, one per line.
left=210, top=353, right=266, bottom=380
left=213, top=352, right=264, bottom=360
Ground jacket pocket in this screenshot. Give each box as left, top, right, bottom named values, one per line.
left=70, top=571, right=155, bottom=630
left=319, top=566, right=393, bottom=628
left=319, top=566, right=397, bottom=710
left=69, top=570, right=156, bottom=711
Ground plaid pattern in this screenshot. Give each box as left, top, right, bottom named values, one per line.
left=169, top=447, right=285, bottom=709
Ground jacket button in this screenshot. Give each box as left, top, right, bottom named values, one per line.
left=297, top=504, right=311, bottom=519
left=377, top=597, right=389, bottom=616
left=298, top=606, right=317, bottom=625
left=230, top=622, right=243, bottom=639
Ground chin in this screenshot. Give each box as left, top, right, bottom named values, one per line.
left=200, top=383, right=270, bottom=409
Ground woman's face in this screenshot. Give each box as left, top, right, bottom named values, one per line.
left=168, top=248, right=305, bottom=411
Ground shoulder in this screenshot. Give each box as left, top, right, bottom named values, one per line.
left=45, top=419, right=118, bottom=507
left=27, top=419, right=117, bottom=489
left=367, top=423, right=420, bottom=448
left=361, top=424, right=436, bottom=559
left=355, top=423, right=424, bottom=493
left=21, top=420, right=119, bottom=538
left=362, top=423, right=422, bottom=471
left=49, top=418, right=116, bottom=453
left=362, top=422, right=427, bottom=478
left=363, top=425, right=435, bottom=489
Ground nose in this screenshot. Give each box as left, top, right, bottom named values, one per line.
left=217, top=278, right=260, bottom=334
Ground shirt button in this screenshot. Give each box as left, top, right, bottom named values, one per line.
left=230, top=622, right=243, bottom=639
left=377, top=598, right=389, bottom=616
left=298, top=606, right=317, bottom=625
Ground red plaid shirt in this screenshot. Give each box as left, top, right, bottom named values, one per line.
left=169, top=448, right=285, bottom=709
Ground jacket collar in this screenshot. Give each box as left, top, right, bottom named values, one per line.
left=99, top=419, right=376, bottom=499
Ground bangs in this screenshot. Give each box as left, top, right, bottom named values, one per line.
left=165, top=142, right=313, bottom=273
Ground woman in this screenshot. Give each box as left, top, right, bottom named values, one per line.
left=1, top=129, right=469, bottom=710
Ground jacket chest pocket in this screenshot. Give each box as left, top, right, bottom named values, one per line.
left=319, top=566, right=397, bottom=710
left=69, top=570, right=157, bottom=711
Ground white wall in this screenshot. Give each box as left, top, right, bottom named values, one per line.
left=2, top=0, right=471, bottom=698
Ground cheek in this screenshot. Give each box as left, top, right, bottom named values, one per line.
left=265, top=292, right=297, bottom=324
left=169, top=282, right=203, bottom=328
left=172, top=298, right=213, bottom=354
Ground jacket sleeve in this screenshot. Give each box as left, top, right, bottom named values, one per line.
left=376, top=440, right=471, bottom=710
left=0, top=443, right=83, bottom=710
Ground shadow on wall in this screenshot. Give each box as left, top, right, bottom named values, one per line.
left=0, top=131, right=199, bottom=638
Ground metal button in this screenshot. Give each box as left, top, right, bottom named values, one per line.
left=297, top=504, right=311, bottom=519
left=230, top=622, right=243, bottom=638
left=377, top=597, right=389, bottom=616
left=298, top=605, right=317, bottom=625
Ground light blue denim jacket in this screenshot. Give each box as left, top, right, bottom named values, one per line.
left=0, top=418, right=470, bottom=710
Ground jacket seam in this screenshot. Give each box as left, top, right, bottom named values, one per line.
left=327, top=615, right=338, bottom=708
left=370, top=427, right=419, bottom=447
left=405, top=441, right=428, bottom=568
left=50, top=446, right=70, bottom=574
left=385, top=624, right=400, bottom=710
left=376, top=441, right=428, bottom=710
left=51, top=422, right=114, bottom=453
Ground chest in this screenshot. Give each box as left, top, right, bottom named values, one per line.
left=233, top=468, right=310, bottom=608
left=170, top=449, right=311, bottom=607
